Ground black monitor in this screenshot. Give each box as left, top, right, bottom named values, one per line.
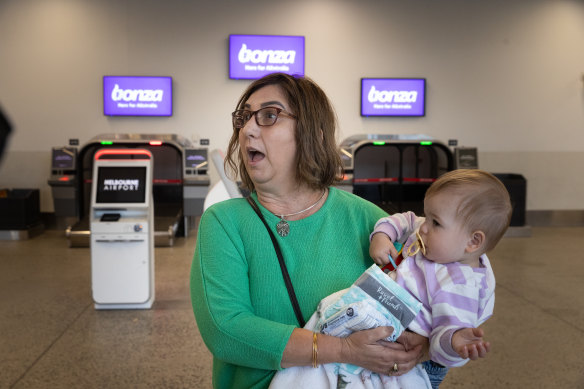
left=184, top=149, right=208, bottom=170
left=95, top=166, right=147, bottom=204
left=51, top=147, right=77, bottom=170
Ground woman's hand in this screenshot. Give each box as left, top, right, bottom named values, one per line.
left=340, top=327, right=425, bottom=376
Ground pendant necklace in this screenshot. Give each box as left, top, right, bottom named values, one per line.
left=274, top=190, right=326, bottom=237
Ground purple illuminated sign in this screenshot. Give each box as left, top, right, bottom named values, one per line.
left=361, top=78, right=426, bottom=117
left=229, top=35, right=305, bottom=79
left=103, top=76, right=172, bottom=116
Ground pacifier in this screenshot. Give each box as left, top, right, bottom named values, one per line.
left=380, top=231, right=427, bottom=275
left=404, top=230, right=426, bottom=258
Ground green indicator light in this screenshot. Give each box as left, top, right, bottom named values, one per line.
left=420, top=141, right=433, bottom=146
left=101, top=141, right=113, bottom=145
left=373, top=141, right=386, bottom=146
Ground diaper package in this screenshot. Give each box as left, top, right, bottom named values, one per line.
left=270, top=265, right=431, bottom=389
left=311, top=264, right=422, bottom=374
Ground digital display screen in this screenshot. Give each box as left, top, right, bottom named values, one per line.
left=52, top=147, right=76, bottom=169
left=229, top=34, right=305, bottom=79
left=184, top=149, right=208, bottom=169
left=455, top=147, right=479, bottom=169
left=103, top=76, right=172, bottom=116
left=95, top=166, right=147, bottom=204
left=361, top=78, right=426, bottom=117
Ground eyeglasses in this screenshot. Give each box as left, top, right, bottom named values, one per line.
left=232, top=107, right=296, bottom=129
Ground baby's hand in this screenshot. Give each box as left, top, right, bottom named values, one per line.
left=452, top=327, right=491, bottom=360
left=369, top=233, right=399, bottom=267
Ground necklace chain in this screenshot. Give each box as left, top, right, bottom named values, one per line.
left=275, top=190, right=326, bottom=219
left=273, top=190, right=326, bottom=237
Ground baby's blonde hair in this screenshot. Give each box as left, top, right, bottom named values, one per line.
left=425, top=169, right=513, bottom=252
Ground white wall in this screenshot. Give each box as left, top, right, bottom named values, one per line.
left=0, top=0, right=583, bottom=211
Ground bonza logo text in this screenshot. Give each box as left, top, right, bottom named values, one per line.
left=238, top=44, right=296, bottom=64
left=367, top=85, right=418, bottom=103
left=111, top=84, right=164, bottom=102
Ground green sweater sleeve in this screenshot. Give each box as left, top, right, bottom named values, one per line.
left=190, top=198, right=295, bottom=369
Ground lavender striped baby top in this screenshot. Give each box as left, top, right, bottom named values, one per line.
left=373, top=212, right=495, bottom=368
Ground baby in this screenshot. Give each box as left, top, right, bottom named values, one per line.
left=270, top=169, right=512, bottom=389
left=370, top=169, right=512, bottom=387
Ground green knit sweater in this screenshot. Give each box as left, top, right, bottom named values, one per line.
left=190, top=187, right=387, bottom=389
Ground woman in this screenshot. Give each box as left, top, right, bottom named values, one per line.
left=190, top=73, right=427, bottom=389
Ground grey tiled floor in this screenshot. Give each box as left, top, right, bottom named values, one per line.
left=1, top=227, right=583, bottom=388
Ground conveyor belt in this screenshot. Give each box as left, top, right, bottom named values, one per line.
left=66, top=207, right=181, bottom=248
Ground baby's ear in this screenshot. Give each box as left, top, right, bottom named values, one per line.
left=466, top=231, right=485, bottom=253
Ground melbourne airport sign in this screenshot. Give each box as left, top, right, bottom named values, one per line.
left=103, top=76, right=173, bottom=116
left=361, top=78, right=426, bottom=117
left=229, top=35, right=305, bottom=79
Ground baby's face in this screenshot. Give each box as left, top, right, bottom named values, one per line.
left=419, top=190, right=474, bottom=266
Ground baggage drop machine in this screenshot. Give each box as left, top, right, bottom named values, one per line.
left=48, top=146, right=79, bottom=226
left=182, top=147, right=210, bottom=235
left=90, top=149, right=155, bottom=310
left=338, top=134, right=454, bottom=215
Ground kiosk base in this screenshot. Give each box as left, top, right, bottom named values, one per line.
left=94, top=300, right=154, bottom=310
left=91, top=219, right=154, bottom=310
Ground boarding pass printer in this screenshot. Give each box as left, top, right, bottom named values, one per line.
left=90, top=149, right=155, bottom=309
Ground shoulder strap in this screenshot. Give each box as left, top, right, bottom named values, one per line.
left=246, top=196, right=306, bottom=328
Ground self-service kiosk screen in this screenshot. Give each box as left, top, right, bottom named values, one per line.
left=184, top=149, right=208, bottom=169
left=52, top=148, right=76, bottom=169
left=95, top=166, right=147, bottom=204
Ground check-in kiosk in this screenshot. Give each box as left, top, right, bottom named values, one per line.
left=90, top=149, right=154, bottom=310
left=48, top=147, right=79, bottom=220
left=183, top=148, right=210, bottom=234
left=338, top=134, right=454, bottom=215
left=65, top=133, right=210, bottom=248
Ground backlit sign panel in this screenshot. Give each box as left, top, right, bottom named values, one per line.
left=103, top=76, right=172, bottom=116
left=229, top=35, right=305, bottom=79
left=361, top=78, right=426, bottom=117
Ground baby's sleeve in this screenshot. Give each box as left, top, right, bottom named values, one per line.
left=371, top=211, right=421, bottom=243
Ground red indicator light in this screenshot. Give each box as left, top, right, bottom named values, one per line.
left=94, top=149, right=152, bottom=160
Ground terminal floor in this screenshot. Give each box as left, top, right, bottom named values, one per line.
left=1, top=226, right=583, bottom=388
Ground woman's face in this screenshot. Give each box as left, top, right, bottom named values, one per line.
left=238, top=84, right=298, bottom=192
